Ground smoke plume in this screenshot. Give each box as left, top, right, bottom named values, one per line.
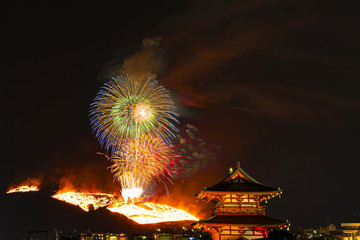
left=100, top=37, right=169, bottom=81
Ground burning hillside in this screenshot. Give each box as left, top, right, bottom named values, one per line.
left=6, top=174, right=202, bottom=225
left=7, top=185, right=40, bottom=194
left=50, top=190, right=199, bottom=224
left=108, top=202, right=199, bottom=224
left=6, top=178, right=42, bottom=194
left=52, top=192, right=117, bottom=211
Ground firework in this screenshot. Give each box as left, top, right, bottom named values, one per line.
left=90, top=75, right=179, bottom=201
left=109, top=136, right=173, bottom=192
left=90, top=75, right=178, bottom=153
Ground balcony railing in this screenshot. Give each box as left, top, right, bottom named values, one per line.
left=215, top=206, right=266, bottom=215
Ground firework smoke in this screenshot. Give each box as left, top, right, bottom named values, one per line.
left=99, top=37, right=168, bottom=81
left=171, top=124, right=220, bottom=179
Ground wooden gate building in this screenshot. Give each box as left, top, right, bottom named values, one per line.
left=194, top=162, right=289, bottom=240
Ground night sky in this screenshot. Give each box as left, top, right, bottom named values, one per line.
left=1, top=0, right=360, bottom=232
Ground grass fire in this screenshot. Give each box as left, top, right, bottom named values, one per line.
left=50, top=190, right=199, bottom=224
left=7, top=185, right=40, bottom=194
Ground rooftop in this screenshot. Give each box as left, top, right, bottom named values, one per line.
left=198, top=214, right=288, bottom=227
left=197, top=162, right=280, bottom=196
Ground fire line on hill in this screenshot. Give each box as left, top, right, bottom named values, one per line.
left=50, top=190, right=199, bottom=224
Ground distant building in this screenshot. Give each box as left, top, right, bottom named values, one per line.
left=341, top=223, right=360, bottom=240
left=79, top=227, right=210, bottom=240
left=298, top=223, right=360, bottom=240
left=194, top=162, right=288, bottom=240
left=80, top=233, right=127, bottom=240
left=29, top=230, right=50, bottom=240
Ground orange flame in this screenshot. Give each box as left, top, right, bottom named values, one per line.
left=7, top=185, right=40, bottom=194
left=7, top=178, right=42, bottom=194
left=108, top=202, right=199, bottom=224
left=52, top=192, right=117, bottom=211
left=51, top=190, right=199, bottom=224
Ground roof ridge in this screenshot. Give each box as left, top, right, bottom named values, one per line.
left=200, top=163, right=279, bottom=193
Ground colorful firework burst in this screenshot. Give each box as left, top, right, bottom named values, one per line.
left=109, top=136, right=173, bottom=189
left=90, top=75, right=178, bottom=153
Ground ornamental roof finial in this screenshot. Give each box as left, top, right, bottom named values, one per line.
left=237, top=161, right=241, bottom=169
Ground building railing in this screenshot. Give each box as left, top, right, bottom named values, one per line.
left=215, top=206, right=265, bottom=215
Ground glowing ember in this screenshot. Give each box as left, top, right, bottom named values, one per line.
left=52, top=192, right=117, bottom=211
left=108, top=202, right=199, bottom=224
left=7, top=185, right=39, bottom=194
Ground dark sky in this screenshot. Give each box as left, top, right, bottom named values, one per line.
left=1, top=0, right=360, bottom=230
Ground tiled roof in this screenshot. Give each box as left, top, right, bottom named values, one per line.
left=199, top=214, right=287, bottom=226
left=198, top=163, right=279, bottom=194
left=203, top=181, right=278, bottom=192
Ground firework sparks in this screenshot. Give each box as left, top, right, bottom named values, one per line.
left=7, top=185, right=40, bottom=194
left=90, top=75, right=178, bottom=153
left=109, top=136, right=173, bottom=192
left=90, top=75, right=179, bottom=201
